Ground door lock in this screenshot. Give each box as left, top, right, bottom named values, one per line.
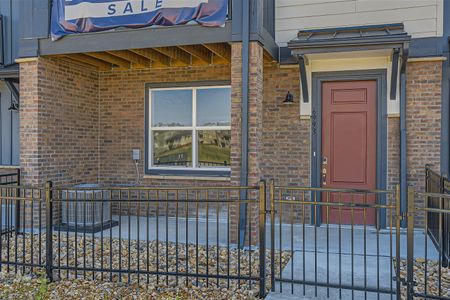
left=322, top=156, right=328, bottom=185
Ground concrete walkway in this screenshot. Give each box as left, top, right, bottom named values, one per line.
left=266, top=225, right=438, bottom=300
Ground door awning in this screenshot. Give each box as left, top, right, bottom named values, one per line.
left=288, top=23, right=411, bottom=103
left=288, top=23, right=411, bottom=55
left=0, top=64, right=19, bottom=80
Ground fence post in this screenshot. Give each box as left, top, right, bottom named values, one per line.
left=45, top=181, right=53, bottom=282
left=15, top=169, right=20, bottom=232
left=406, top=187, right=415, bottom=300
left=258, top=180, right=267, bottom=298
left=395, top=184, right=401, bottom=298
left=269, top=179, right=275, bottom=292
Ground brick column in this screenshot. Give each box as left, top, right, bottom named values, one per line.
left=19, top=57, right=100, bottom=187
left=19, top=59, right=40, bottom=186
left=19, top=57, right=99, bottom=228
left=230, top=42, right=264, bottom=245
left=405, top=61, right=442, bottom=226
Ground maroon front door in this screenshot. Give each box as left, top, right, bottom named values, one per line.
left=321, top=80, right=377, bottom=225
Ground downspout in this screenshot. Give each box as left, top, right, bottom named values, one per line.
left=400, top=47, right=409, bottom=227
left=440, top=40, right=450, bottom=178
left=441, top=0, right=450, bottom=177
left=444, top=37, right=450, bottom=178
left=238, top=0, right=250, bottom=247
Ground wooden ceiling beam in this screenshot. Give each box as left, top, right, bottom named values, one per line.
left=107, top=50, right=151, bottom=68
left=85, top=52, right=131, bottom=69
left=203, top=43, right=231, bottom=62
left=62, top=54, right=112, bottom=70
left=129, top=48, right=171, bottom=67
left=154, top=47, right=192, bottom=66
left=178, top=45, right=212, bottom=64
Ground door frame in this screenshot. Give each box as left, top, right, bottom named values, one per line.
left=311, top=69, right=388, bottom=228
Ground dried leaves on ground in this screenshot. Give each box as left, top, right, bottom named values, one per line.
left=0, top=233, right=292, bottom=299
left=396, top=258, right=450, bottom=299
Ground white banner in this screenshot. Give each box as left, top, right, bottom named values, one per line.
left=64, top=0, right=209, bottom=20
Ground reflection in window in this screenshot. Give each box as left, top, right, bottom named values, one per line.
left=197, top=88, right=231, bottom=126
left=198, top=130, right=231, bottom=167
left=153, top=131, right=192, bottom=167
left=148, top=86, right=231, bottom=170
left=151, top=90, right=192, bottom=127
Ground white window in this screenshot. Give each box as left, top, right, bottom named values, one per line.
left=147, top=86, right=231, bottom=175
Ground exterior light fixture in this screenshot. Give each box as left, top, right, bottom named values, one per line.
left=283, top=91, right=294, bottom=104
left=8, top=101, right=19, bottom=111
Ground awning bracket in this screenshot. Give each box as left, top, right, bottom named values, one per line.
left=297, top=55, right=309, bottom=103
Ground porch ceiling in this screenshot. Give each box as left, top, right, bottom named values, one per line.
left=52, top=42, right=275, bottom=70
left=53, top=43, right=231, bottom=70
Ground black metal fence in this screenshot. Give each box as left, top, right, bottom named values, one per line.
left=269, top=182, right=401, bottom=299
left=425, top=166, right=450, bottom=267
left=0, top=170, right=20, bottom=235
left=0, top=170, right=19, bottom=186
left=0, top=175, right=449, bottom=299
left=409, top=188, right=450, bottom=300
left=0, top=182, right=272, bottom=297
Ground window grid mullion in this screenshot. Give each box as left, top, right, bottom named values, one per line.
left=193, top=88, right=197, bottom=168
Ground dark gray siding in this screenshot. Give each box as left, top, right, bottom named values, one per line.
left=18, top=0, right=277, bottom=59
left=0, top=0, right=20, bottom=65
left=0, top=82, right=19, bottom=166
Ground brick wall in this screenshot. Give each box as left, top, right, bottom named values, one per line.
left=20, top=57, right=99, bottom=186
left=262, top=64, right=312, bottom=223
left=98, top=61, right=231, bottom=187
left=387, top=117, right=400, bottom=192
left=261, top=64, right=310, bottom=186
left=406, top=61, right=442, bottom=194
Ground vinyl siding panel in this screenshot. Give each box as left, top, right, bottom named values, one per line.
left=276, top=0, right=443, bottom=45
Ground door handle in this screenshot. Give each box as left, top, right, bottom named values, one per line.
left=322, top=156, right=328, bottom=186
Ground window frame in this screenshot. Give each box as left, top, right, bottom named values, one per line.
left=145, top=81, right=231, bottom=177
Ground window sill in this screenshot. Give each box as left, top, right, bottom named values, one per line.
left=143, top=175, right=231, bottom=181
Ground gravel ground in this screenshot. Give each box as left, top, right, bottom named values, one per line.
left=396, top=258, right=450, bottom=299
left=0, top=273, right=262, bottom=299
left=0, top=233, right=291, bottom=299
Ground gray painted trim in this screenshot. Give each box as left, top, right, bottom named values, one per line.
left=440, top=0, right=450, bottom=177
left=400, top=72, right=407, bottom=227
left=31, top=22, right=233, bottom=57
left=311, top=70, right=388, bottom=228
left=238, top=0, right=250, bottom=248
left=146, top=81, right=231, bottom=89
left=257, top=27, right=278, bottom=60
left=298, top=56, right=309, bottom=103
left=291, top=43, right=407, bottom=56
left=441, top=56, right=449, bottom=177
left=289, top=37, right=410, bottom=52
left=390, top=49, right=400, bottom=100
left=4, top=79, right=19, bottom=102
left=0, top=64, right=19, bottom=79
left=280, top=37, right=446, bottom=65
left=144, top=81, right=231, bottom=178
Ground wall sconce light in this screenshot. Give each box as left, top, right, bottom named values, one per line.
left=8, top=101, right=19, bottom=111
left=283, top=91, right=294, bottom=104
